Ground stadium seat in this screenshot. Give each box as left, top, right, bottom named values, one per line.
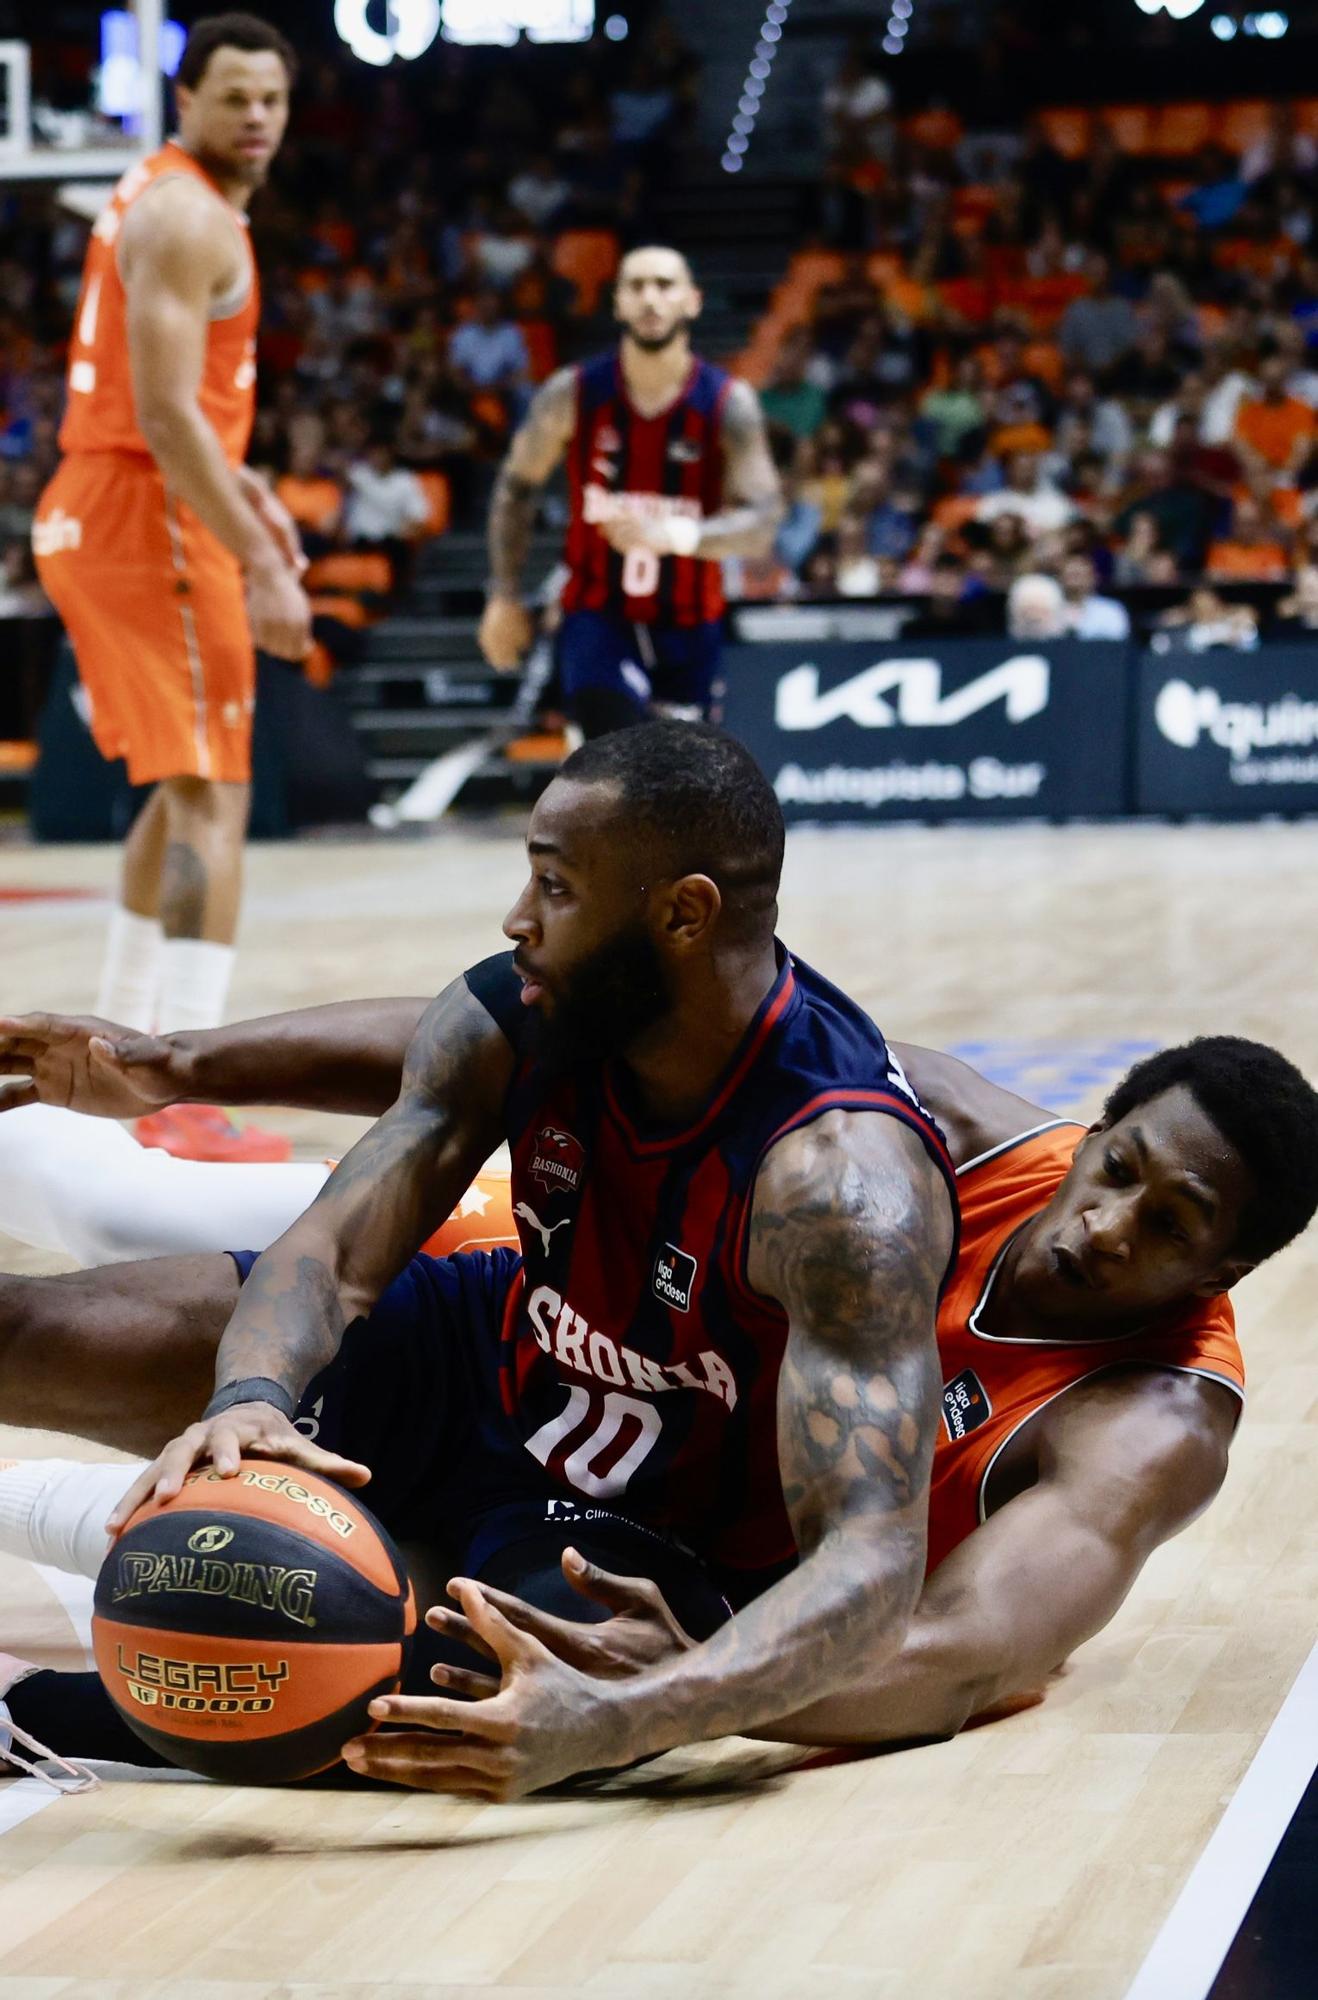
left=276, top=474, right=344, bottom=536
left=552, top=231, right=620, bottom=316
left=1104, top=106, right=1154, bottom=154
left=1038, top=109, right=1091, bottom=159
left=309, top=593, right=372, bottom=629
left=1220, top=100, right=1272, bottom=152
left=413, top=470, right=451, bottom=540
left=305, top=551, right=393, bottom=596
left=1155, top=104, right=1215, bottom=157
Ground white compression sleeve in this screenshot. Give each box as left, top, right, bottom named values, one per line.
left=0, top=1104, right=330, bottom=1265
left=0, top=1459, right=143, bottom=1578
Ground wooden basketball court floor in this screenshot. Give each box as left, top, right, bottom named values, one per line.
left=1, top=815, right=1316, bottom=2000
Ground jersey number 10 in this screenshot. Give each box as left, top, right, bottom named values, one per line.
left=524, top=1383, right=663, bottom=1498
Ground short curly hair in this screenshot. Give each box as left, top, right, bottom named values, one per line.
left=1102, top=1036, right=1318, bottom=1265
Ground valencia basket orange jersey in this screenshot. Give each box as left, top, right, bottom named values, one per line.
left=926, top=1121, right=1245, bottom=1574
left=413, top=1125, right=1245, bottom=1586
left=58, top=141, right=258, bottom=465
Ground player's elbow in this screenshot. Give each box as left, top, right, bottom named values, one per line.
left=134, top=392, right=198, bottom=464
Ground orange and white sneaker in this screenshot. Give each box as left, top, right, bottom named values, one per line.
left=0, top=1653, right=98, bottom=1793
left=133, top=1104, right=293, bottom=1164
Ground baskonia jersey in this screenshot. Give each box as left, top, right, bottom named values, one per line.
left=561, top=352, right=730, bottom=628
left=466, top=948, right=958, bottom=1594
left=58, top=142, right=258, bottom=465
left=926, top=1121, right=1245, bottom=1574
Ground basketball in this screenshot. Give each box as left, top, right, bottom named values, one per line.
left=90, top=1460, right=416, bottom=1784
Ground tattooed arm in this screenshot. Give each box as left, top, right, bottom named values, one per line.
left=695, top=380, right=785, bottom=558
left=479, top=367, right=577, bottom=670
left=0, top=998, right=431, bottom=1120
left=350, top=1110, right=953, bottom=1795
left=108, top=976, right=514, bottom=1522
left=589, top=1111, right=952, bottom=1751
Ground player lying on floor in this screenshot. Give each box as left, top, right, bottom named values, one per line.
left=2, top=991, right=1316, bottom=1763
left=0, top=722, right=969, bottom=1798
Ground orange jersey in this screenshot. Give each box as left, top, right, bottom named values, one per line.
left=413, top=1135, right=1245, bottom=1586
left=58, top=141, right=258, bottom=465
left=926, top=1122, right=1244, bottom=1574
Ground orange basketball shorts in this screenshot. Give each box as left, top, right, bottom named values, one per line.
left=33, top=452, right=255, bottom=786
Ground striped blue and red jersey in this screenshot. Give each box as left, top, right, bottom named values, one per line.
left=561, top=350, right=730, bottom=628
left=465, top=947, right=959, bottom=1597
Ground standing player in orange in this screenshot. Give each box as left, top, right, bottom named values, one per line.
left=32, top=13, right=308, bottom=1162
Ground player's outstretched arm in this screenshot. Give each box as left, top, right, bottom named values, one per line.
left=348, top=1111, right=952, bottom=1797
left=761, top=1368, right=1235, bottom=1745
left=480, top=367, right=577, bottom=670
left=0, top=999, right=430, bottom=1119
left=107, top=976, right=512, bottom=1525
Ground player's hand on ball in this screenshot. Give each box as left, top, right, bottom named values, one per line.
left=478, top=595, right=534, bottom=672
left=106, top=1405, right=371, bottom=1534
left=0, top=1012, right=181, bottom=1118
left=427, top=1546, right=695, bottom=1689
left=344, top=1577, right=628, bottom=1800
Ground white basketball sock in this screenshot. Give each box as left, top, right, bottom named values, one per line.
left=95, top=908, right=164, bottom=1032
left=0, top=1102, right=329, bottom=1264
left=157, top=938, right=235, bottom=1034
left=0, top=1458, right=142, bottom=1578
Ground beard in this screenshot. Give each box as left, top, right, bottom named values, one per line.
left=526, top=922, right=672, bottom=1075
left=621, top=317, right=693, bottom=355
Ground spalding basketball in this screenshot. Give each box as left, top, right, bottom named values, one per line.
left=91, top=1459, right=416, bottom=1784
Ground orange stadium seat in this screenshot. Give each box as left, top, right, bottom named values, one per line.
left=305, top=551, right=393, bottom=596
left=413, top=470, right=451, bottom=540
left=1038, top=109, right=1091, bottom=159
left=932, top=495, right=980, bottom=533
left=276, top=474, right=344, bottom=537
left=1155, top=104, right=1215, bottom=157
left=552, top=230, right=620, bottom=316
left=1104, top=106, right=1155, bottom=153
left=1220, top=100, right=1272, bottom=152
left=309, top=593, right=372, bottom=629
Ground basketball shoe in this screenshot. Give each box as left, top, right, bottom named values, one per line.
left=133, top=1104, right=292, bottom=1163
left=0, top=1654, right=97, bottom=1792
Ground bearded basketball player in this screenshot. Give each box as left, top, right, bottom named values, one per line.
left=477, top=246, right=784, bottom=736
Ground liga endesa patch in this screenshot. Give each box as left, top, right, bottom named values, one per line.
left=941, top=1367, right=993, bottom=1442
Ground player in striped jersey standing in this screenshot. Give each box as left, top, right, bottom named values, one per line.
left=478, top=246, right=784, bottom=738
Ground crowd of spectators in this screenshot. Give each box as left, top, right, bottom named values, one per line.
left=4, top=19, right=1318, bottom=660
left=0, top=19, right=699, bottom=625
left=737, top=73, right=1318, bottom=645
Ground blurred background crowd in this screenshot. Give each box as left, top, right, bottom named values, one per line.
left=4, top=0, right=1318, bottom=653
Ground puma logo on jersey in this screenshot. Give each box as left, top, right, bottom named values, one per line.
left=526, top=1283, right=738, bottom=1411
left=514, top=1202, right=571, bottom=1258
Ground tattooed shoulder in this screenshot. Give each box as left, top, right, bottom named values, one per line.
left=748, top=1110, right=952, bottom=1338
left=401, top=973, right=516, bottom=1118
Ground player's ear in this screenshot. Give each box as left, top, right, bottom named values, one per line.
left=661, top=873, right=720, bottom=949
left=1191, top=1256, right=1254, bottom=1299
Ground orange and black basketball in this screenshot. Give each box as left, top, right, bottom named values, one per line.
left=91, top=1459, right=416, bottom=1785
